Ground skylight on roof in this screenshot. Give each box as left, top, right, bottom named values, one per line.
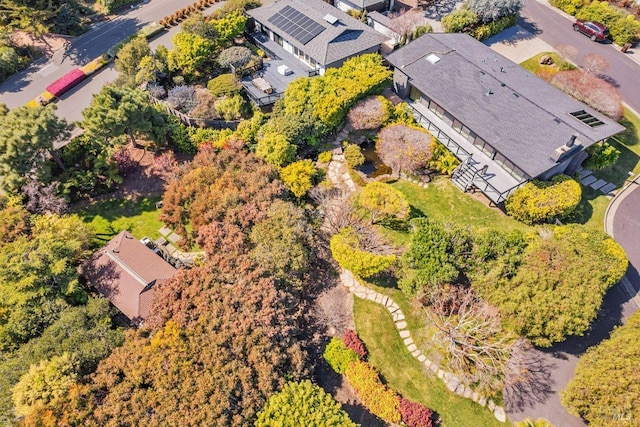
left=570, top=110, right=605, bottom=128
left=425, top=53, right=440, bottom=64
left=324, top=14, right=338, bottom=24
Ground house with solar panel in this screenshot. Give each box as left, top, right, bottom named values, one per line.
left=385, top=33, right=624, bottom=204
left=244, top=0, right=388, bottom=106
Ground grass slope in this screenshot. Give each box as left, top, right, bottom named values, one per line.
left=73, top=196, right=164, bottom=245
left=353, top=297, right=505, bottom=427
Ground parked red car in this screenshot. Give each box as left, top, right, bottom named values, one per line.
left=573, top=20, right=610, bottom=42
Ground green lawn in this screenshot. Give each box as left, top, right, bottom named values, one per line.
left=354, top=297, right=505, bottom=427
left=520, top=52, right=574, bottom=76
left=382, top=178, right=529, bottom=246
left=72, top=196, right=164, bottom=245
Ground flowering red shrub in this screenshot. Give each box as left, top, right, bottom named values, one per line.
left=46, top=68, right=87, bottom=97
left=399, top=397, right=435, bottom=427
left=342, top=329, right=367, bottom=359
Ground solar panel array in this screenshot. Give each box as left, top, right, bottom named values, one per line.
left=268, top=5, right=326, bottom=45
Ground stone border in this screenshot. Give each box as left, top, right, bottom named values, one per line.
left=339, top=269, right=507, bottom=423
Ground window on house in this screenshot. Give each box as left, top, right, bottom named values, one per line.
left=428, top=101, right=445, bottom=119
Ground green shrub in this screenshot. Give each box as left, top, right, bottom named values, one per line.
left=317, top=151, right=332, bottom=163
left=330, top=227, right=396, bottom=278
left=429, top=140, right=459, bottom=175
left=550, top=0, right=585, bottom=15
left=255, top=380, right=357, bottom=426
left=345, top=360, right=401, bottom=423
left=505, top=174, right=582, bottom=224
left=442, top=9, right=479, bottom=33
left=207, top=73, right=241, bottom=98
left=469, top=15, right=518, bottom=41
left=561, top=310, right=640, bottom=425
left=344, top=143, right=365, bottom=168
left=583, top=142, right=620, bottom=170
left=323, top=337, right=359, bottom=374
left=474, top=225, right=628, bottom=347
left=576, top=1, right=640, bottom=45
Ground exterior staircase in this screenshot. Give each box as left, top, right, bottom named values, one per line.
left=451, top=159, right=479, bottom=192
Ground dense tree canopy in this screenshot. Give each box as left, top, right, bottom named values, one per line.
left=255, top=380, right=356, bottom=427
left=81, top=86, right=165, bottom=147
left=167, top=32, right=216, bottom=80
left=160, top=147, right=283, bottom=248
left=474, top=225, right=627, bottom=346
left=41, top=258, right=309, bottom=426
left=0, top=105, right=70, bottom=192
left=561, top=310, right=640, bottom=426
left=0, top=213, right=93, bottom=351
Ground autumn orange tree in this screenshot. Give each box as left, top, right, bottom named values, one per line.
left=160, top=146, right=284, bottom=248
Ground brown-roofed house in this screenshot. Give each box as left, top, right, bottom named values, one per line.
left=82, top=231, right=177, bottom=322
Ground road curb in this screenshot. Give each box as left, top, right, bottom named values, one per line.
left=604, top=173, right=640, bottom=307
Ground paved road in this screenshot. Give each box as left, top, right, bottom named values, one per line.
left=0, top=0, right=198, bottom=110
left=520, top=0, right=640, bottom=114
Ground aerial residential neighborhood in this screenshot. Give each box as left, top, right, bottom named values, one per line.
left=0, top=0, right=639, bottom=425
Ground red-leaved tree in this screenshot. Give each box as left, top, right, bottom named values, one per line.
left=551, top=70, right=623, bottom=120
left=376, top=124, right=433, bottom=176
left=347, top=96, right=389, bottom=131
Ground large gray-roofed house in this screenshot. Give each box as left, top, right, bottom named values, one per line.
left=247, top=0, right=388, bottom=74
left=386, top=33, right=624, bottom=203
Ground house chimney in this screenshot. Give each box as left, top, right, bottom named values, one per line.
left=566, top=135, right=577, bottom=148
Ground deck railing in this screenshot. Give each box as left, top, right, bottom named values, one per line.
left=409, top=104, right=524, bottom=204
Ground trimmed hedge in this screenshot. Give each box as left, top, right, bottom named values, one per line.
left=329, top=227, right=396, bottom=278
left=345, top=360, right=401, bottom=423
left=469, top=14, right=518, bottom=41
left=46, top=68, right=87, bottom=97
left=505, top=174, right=582, bottom=224
left=399, top=397, right=435, bottom=427
left=207, top=73, right=241, bottom=98
left=342, top=329, right=367, bottom=359
left=323, top=337, right=358, bottom=374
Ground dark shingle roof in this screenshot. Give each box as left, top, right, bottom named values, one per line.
left=247, top=0, right=387, bottom=66
left=81, top=231, right=177, bottom=320
left=385, top=33, right=625, bottom=178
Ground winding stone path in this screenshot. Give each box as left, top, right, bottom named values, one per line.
left=324, top=127, right=505, bottom=422
left=338, top=269, right=507, bottom=423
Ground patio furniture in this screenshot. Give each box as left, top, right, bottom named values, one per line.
left=252, top=77, right=273, bottom=94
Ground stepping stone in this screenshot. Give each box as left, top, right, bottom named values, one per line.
left=417, top=355, right=426, bottom=362
left=430, top=364, right=438, bottom=373
left=581, top=175, right=597, bottom=186
left=472, top=392, right=480, bottom=402
left=600, top=182, right=617, bottom=194
left=580, top=168, right=593, bottom=178
left=446, top=377, right=459, bottom=392
left=403, top=337, right=414, bottom=346
left=168, top=232, right=182, bottom=243
left=437, top=369, right=445, bottom=379
left=159, top=226, right=172, bottom=236
left=384, top=297, right=393, bottom=307
left=381, top=295, right=389, bottom=306
left=406, top=343, right=417, bottom=352
left=411, top=349, right=421, bottom=357
left=494, top=406, right=506, bottom=423
left=590, top=178, right=607, bottom=190
left=463, top=387, right=473, bottom=399
left=455, top=384, right=465, bottom=395
left=165, top=243, right=177, bottom=255
left=478, top=396, right=487, bottom=407
left=393, top=312, right=405, bottom=322
left=488, top=399, right=495, bottom=411
left=398, top=329, right=410, bottom=338
left=396, top=321, right=407, bottom=329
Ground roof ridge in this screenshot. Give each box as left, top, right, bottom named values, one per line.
left=104, top=249, right=149, bottom=290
